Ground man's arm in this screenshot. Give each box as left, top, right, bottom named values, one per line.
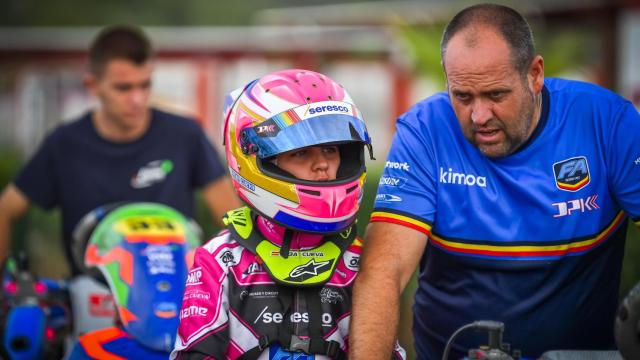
left=0, top=184, right=31, bottom=263
left=350, top=221, right=427, bottom=359
left=201, top=176, right=242, bottom=226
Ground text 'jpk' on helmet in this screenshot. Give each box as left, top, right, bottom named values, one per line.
left=222, top=69, right=374, bottom=234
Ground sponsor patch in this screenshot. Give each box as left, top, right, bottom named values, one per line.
left=287, top=259, right=331, bottom=280
left=343, top=252, right=360, bottom=271
left=552, top=195, right=600, bottom=217
left=320, top=288, right=344, bottom=304
left=240, top=290, right=279, bottom=300
left=254, top=119, right=280, bottom=137
left=379, top=176, right=407, bottom=188
left=180, top=305, right=208, bottom=319
left=218, top=250, right=238, bottom=267
left=385, top=161, right=410, bottom=171
left=553, top=156, right=590, bottom=191
left=306, top=104, right=349, bottom=115
left=144, top=245, right=176, bottom=275
left=375, top=194, right=402, bottom=202
left=186, top=267, right=203, bottom=286
left=183, top=289, right=211, bottom=301
left=270, top=250, right=324, bottom=257
left=439, top=167, right=487, bottom=187
left=242, top=262, right=265, bottom=278
left=131, top=159, right=173, bottom=189
left=230, top=170, right=256, bottom=191
left=156, top=280, right=172, bottom=292
left=154, top=302, right=178, bottom=318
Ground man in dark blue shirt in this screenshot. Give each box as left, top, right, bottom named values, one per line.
left=0, top=25, right=240, bottom=275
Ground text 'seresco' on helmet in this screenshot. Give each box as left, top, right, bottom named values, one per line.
left=222, top=69, right=374, bottom=234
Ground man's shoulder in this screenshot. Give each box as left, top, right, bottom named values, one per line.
left=43, top=112, right=94, bottom=144
left=151, top=108, right=201, bottom=131
left=410, top=90, right=451, bottom=112
left=546, top=78, right=626, bottom=105
left=397, top=91, right=455, bottom=131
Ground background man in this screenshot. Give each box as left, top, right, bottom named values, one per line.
left=350, top=3, right=640, bottom=359
left=0, top=25, right=239, bottom=276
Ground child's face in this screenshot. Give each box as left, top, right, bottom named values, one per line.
left=275, top=145, right=340, bottom=181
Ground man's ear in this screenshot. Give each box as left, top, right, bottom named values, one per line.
left=84, top=73, right=98, bottom=96
left=528, top=55, right=544, bottom=93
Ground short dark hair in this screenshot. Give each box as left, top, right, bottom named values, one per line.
left=441, top=3, right=536, bottom=75
left=89, top=25, right=153, bottom=76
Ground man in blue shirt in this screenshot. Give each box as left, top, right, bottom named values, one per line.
left=0, top=25, right=240, bottom=275
left=350, top=4, right=640, bottom=359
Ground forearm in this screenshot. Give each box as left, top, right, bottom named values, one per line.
left=0, top=184, right=31, bottom=264
left=350, top=259, right=403, bottom=358
left=0, top=214, right=11, bottom=264
left=349, top=222, right=426, bottom=359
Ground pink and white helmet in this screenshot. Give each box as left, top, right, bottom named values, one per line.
left=222, top=69, right=373, bottom=233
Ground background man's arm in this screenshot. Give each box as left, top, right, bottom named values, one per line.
left=201, top=176, right=241, bottom=226
left=0, top=184, right=31, bottom=263
left=350, top=221, right=428, bottom=359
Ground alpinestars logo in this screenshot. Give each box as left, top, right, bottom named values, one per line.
left=439, top=167, right=487, bottom=187
left=131, top=160, right=173, bottom=189
left=286, top=259, right=332, bottom=281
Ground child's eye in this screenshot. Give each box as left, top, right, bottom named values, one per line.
left=322, top=146, right=338, bottom=154
left=291, top=150, right=307, bottom=158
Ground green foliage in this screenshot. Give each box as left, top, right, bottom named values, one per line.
left=394, top=21, right=602, bottom=85
left=622, top=224, right=640, bottom=296
left=0, top=149, right=22, bottom=189
left=1, top=0, right=373, bottom=26
left=533, top=25, right=601, bottom=78
left=356, top=164, right=383, bottom=237
left=394, top=23, right=446, bottom=87
left=193, top=190, right=223, bottom=243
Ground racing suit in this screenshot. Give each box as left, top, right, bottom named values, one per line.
left=171, top=207, right=406, bottom=359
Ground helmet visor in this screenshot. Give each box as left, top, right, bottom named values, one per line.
left=240, top=101, right=370, bottom=159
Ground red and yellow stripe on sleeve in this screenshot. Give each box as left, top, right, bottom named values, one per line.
left=370, top=211, right=431, bottom=235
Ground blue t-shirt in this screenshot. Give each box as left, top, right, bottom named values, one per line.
left=372, top=78, right=640, bottom=359
left=14, top=108, right=226, bottom=275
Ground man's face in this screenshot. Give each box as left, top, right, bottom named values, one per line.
left=87, top=59, right=153, bottom=130
left=443, top=27, right=542, bottom=158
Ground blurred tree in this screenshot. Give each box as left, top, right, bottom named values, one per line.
left=1, top=0, right=375, bottom=26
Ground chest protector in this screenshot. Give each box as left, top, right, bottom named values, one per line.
left=223, top=207, right=357, bottom=359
